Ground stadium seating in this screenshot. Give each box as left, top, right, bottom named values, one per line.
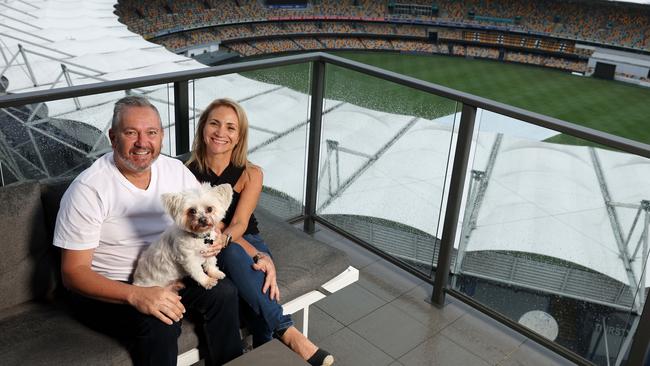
left=114, top=0, right=649, bottom=73
left=115, top=0, right=650, bottom=49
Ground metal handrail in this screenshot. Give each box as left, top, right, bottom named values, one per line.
left=1, top=51, right=649, bottom=158
left=0, top=53, right=321, bottom=107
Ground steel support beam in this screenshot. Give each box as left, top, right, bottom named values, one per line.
left=590, top=147, right=642, bottom=310
left=18, top=45, right=38, bottom=87
left=453, top=133, right=502, bottom=276
left=62, top=65, right=81, bottom=110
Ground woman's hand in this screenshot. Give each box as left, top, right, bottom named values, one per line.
left=252, top=253, right=280, bottom=301
left=200, top=231, right=227, bottom=257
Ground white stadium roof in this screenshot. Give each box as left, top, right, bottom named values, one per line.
left=2, top=1, right=650, bottom=307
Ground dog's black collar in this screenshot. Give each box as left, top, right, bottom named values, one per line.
left=190, top=232, right=214, bottom=245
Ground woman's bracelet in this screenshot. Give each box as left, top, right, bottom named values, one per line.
left=224, top=233, right=232, bottom=248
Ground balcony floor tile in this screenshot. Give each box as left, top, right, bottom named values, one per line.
left=315, top=282, right=387, bottom=325
left=390, top=284, right=465, bottom=337
left=439, top=307, right=526, bottom=364
left=496, top=339, right=577, bottom=366
left=349, top=302, right=432, bottom=358
left=398, top=334, right=491, bottom=366
left=318, top=327, right=394, bottom=366
left=307, top=306, right=346, bottom=343
left=358, top=259, right=425, bottom=302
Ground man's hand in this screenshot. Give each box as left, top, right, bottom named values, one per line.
left=252, top=253, right=280, bottom=302
left=128, top=284, right=186, bottom=325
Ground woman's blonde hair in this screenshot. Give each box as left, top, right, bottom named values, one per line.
left=186, top=98, right=250, bottom=172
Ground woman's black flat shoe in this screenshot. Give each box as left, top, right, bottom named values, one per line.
left=307, top=348, right=334, bottom=366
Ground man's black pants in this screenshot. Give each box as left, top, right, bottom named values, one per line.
left=68, top=278, right=243, bottom=366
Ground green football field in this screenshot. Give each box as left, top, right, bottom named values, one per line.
left=242, top=51, right=650, bottom=146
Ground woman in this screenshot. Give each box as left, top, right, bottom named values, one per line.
left=186, top=98, right=333, bottom=366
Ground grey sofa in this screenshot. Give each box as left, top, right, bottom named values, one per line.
left=0, top=178, right=356, bottom=365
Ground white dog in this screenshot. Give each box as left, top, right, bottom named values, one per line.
left=133, top=182, right=233, bottom=289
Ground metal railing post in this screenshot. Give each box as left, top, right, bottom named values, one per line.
left=174, top=80, right=190, bottom=155
left=303, top=60, right=326, bottom=234
left=432, top=103, right=477, bottom=306
left=625, top=296, right=650, bottom=365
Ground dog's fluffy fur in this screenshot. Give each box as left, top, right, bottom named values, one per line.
left=133, top=182, right=233, bottom=289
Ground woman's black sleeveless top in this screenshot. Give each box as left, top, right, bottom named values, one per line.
left=188, top=162, right=260, bottom=235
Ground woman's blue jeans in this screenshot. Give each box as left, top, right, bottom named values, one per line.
left=218, top=233, right=294, bottom=347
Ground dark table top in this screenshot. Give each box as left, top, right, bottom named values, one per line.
left=225, top=339, right=309, bottom=366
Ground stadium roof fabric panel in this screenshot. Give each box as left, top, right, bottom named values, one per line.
left=0, top=0, right=205, bottom=94
left=471, top=138, right=627, bottom=284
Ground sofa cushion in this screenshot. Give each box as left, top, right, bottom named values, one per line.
left=0, top=181, right=57, bottom=311
left=0, top=301, right=201, bottom=366
left=39, top=177, right=74, bottom=245
left=0, top=302, right=131, bottom=366
left=255, top=207, right=349, bottom=304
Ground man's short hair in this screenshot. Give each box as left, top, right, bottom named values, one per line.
left=111, top=95, right=162, bottom=130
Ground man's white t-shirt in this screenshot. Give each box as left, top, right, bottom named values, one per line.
left=53, top=153, right=200, bottom=282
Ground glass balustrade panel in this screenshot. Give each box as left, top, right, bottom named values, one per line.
left=450, top=107, right=650, bottom=365
left=316, top=63, right=459, bottom=278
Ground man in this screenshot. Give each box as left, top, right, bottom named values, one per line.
left=53, top=96, right=242, bottom=365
